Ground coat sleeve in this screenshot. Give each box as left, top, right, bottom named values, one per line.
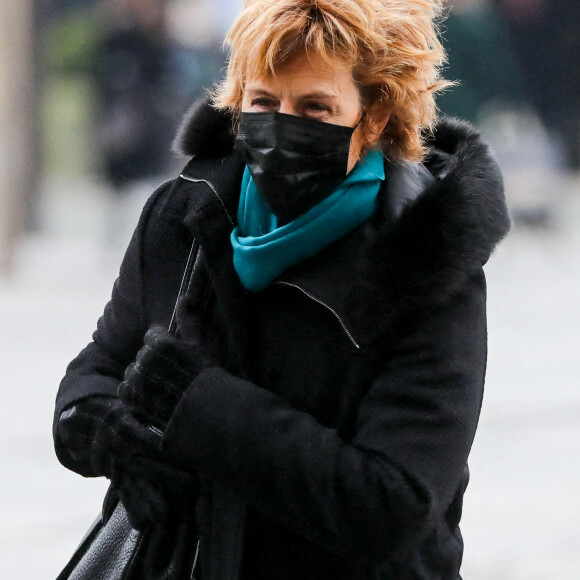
left=53, top=181, right=174, bottom=474
left=161, top=268, right=488, bottom=563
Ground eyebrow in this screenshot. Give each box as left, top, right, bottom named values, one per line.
left=245, top=88, right=339, bottom=100
left=300, top=92, right=339, bottom=100
left=245, top=89, right=278, bottom=99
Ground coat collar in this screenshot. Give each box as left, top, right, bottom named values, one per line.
left=171, top=98, right=511, bottom=347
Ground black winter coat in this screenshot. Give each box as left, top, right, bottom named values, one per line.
left=54, top=99, right=510, bottom=579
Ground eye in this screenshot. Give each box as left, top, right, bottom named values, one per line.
left=304, top=102, right=330, bottom=117
left=250, top=97, right=278, bottom=110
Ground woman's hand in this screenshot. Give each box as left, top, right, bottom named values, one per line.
left=118, top=296, right=218, bottom=430
left=57, top=396, right=197, bottom=530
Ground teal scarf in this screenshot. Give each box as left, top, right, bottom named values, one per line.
left=230, top=149, right=385, bottom=292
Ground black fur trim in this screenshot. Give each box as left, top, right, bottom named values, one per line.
left=364, top=117, right=510, bottom=306
left=174, top=100, right=511, bottom=306
left=173, top=97, right=236, bottom=159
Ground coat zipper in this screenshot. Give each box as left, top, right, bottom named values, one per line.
left=179, top=172, right=229, bottom=580
left=180, top=173, right=360, bottom=351
left=275, top=281, right=360, bottom=350
left=177, top=172, right=359, bottom=574
left=179, top=173, right=236, bottom=228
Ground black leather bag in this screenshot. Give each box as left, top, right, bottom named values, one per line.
left=57, top=241, right=207, bottom=580
left=57, top=485, right=201, bottom=580
left=56, top=487, right=142, bottom=580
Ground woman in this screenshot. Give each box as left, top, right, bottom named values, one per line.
left=54, top=1, right=510, bottom=579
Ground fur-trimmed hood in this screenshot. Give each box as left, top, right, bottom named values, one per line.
left=173, top=98, right=510, bottom=336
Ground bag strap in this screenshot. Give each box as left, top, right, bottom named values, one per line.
left=169, top=239, right=201, bottom=335
left=106, top=237, right=206, bottom=521
left=169, top=238, right=209, bottom=580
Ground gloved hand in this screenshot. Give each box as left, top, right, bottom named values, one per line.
left=118, top=296, right=217, bottom=430
left=114, top=455, right=196, bottom=531
left=57, top=396, right=196, bottom=530
left=58, top=396, right=163, bottom=476
left=114, top=465, right=168, bottom=530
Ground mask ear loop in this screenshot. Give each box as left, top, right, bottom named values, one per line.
left=352, top=111, right=372, bottom=160
left=345, top=110, right=369, bottom=174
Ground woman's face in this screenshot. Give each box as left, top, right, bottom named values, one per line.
left=241, top=50, right=387, bottom=172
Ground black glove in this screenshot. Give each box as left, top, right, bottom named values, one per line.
left=118, top=297, right=217, bottom=430
left=58, top=396, right=163, bottom=475
left=57, top=396, right=196, bottom=530
left=114, top=465, right=169, bottom=530
left=114, top=455, right=196, bottom=531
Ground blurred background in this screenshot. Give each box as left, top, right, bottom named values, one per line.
left=0, top=0, right=578, bottom=577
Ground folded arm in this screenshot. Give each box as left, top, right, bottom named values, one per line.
left=53, top=182, right=172, bottom=474
left=160, top=269, right=488, bottom=563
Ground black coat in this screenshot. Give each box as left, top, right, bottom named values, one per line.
left=54, top=99, right=510, bottom=579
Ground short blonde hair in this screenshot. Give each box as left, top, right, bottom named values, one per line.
left=213, top=0, right=450, bottom=162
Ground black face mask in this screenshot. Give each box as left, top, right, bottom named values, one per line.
left=236, top=112, right=356, bottom=224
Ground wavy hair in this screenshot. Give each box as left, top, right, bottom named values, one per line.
left=212, top=0, right=451, bottom=162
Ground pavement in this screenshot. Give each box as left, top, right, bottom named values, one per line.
left=0, top=167, right=579, bottom=579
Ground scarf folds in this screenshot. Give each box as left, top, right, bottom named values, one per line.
left=230, top=149, right=385, bottom=292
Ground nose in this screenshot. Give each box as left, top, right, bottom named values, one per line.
left=278, top=101, right=297, bottom=116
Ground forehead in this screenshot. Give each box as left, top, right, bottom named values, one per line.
left=244, top=50, right=355, bottom=96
